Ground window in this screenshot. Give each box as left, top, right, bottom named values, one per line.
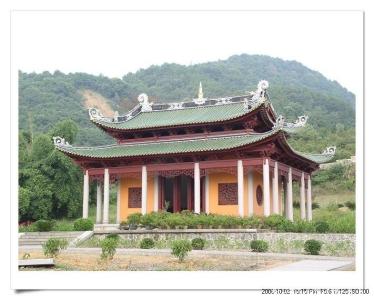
left=218, top=183, right=238, bottom=205
left=256, top=185, right=263, bottom=206
left=128, top=187, right=141, bottom=208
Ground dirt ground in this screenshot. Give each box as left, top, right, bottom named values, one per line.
left=18, top=251, right=291, bottom=271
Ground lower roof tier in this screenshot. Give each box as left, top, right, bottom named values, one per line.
left=53, top=128, right=336, bottom=168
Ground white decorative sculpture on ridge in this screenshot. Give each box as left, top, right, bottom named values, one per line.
left=88, top=107, right=104, bottom=120
left=273, top=114, right=308, bottom=129
left=53, top=136, right=70, bottom=147
left=322, top=146, right=337, bottom=155
left=138, top=93, right=152, bottom=112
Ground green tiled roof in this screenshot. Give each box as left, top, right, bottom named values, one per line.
left=56, top=129, right=279, bottom=158
left=295, top=151, right=335, bottom=164
left=55, top=129, right=335, bottom=165
left=92, top=101, right=261, bottom=130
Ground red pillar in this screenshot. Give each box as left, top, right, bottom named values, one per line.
left=158, top=176, right=164, bottom=210
left=187, top=176, right=193, bottom=211
left=201, top=177, right=205, bottom=213
left=173, top=176, right=181, bottom=212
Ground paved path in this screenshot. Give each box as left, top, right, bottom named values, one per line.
left=268, top=259, right=354, bottom=271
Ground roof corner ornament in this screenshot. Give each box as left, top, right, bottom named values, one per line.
left=294, top=115, right=308, bottom=127
left=88, top=107, right=104, bottom=120
left=138, top=93, right=152, bottom=112
left=193, top=81, right=206, bottom=105
left=53, top=136, right=70, bottom=147
left=251, top=80, right=269, bottom=102
left=273, top=115, right=285, bottom=129
left=322, top=146, right=336, bottom=155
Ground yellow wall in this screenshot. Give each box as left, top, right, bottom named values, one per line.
left=120, top=171, right=283, bottom=220
left=119, top=175, right=155, bottom=221
left=208, top=172, right=239, bottom=216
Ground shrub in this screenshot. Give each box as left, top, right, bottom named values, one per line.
left=315, top=221, right=330, bottom=233
left=106, top=233, right=119, bottom=240
left=312, top=202, right=320, bottom=210
left=337, top=203, right=344, bottom=208
left=191, top=238, right=205, bottom=250
left=140, top=238, right=155, bottom=249
left=277, top=219, right=295, bottom=232
left=73, top=218, right=94, bottom=231
left=304, top=239, right=322, bottom=255
left=292, top=220, right=316, bottom=233
left=344, top=201, right=355, bottom=210
left=250, top=240, right=269, bottom=252
left=127, top=213, right=142, bottom=225
left=42, top=238, right=68, bottom=257
left=171, top=240, right=192, bottom=262
left=100, top=237, right=118, bottom=260
left=34, top=219, right=55, bottom=232
left=293, top=202, right=300, bottom=208
left=264, top=215, right=286, bottom=229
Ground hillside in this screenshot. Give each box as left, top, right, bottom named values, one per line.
left=19, top=54, right=355, bottom=159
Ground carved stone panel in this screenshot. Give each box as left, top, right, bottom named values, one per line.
left=128, top=187, right=142, bottom=208
left=218, top=183, right=238, bottom=205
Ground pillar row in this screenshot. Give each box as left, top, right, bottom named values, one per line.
left=82, top=170, right=89, bottom=219
left=300, top=172, right=306, bottom=220
left=263, top=158, right=271, bottom=217
left=306, top=174, right=313, bottom=221
left=272, top=161, right=279, bottom=214
left=286, top=167, right=293, bottom=221
left=141, top=166, right=147, bottom=215
left=194, top=162, right=201, bottom=214
left=103, top=168, right=110, bottom=224
left=237, top=160, right=244, bottom=217
left=96, top=181, right=103, bottom=224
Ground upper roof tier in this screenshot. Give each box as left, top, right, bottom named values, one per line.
left=87, top=80, right=308, bottom=134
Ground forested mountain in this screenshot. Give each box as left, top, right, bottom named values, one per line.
left=19, top=54, right=355, bottom=159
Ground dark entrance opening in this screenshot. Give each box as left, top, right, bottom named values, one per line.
left=164, top=178, right=174, bottom=212
left=161, top=175, right=194, bottom=212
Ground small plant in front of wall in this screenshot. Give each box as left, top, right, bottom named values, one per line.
left=171, top=240, right=192, bottom=262
left=100, top=236, right=119, bottom=260
left=43, top=238, right=68, bottom=258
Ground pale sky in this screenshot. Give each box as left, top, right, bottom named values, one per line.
left=12, top=11, right=363, bottom=95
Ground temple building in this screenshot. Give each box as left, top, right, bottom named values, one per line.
left=53, top=80, right=336, bottom=227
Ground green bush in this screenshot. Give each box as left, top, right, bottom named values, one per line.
left=191, top=238, right=205, bottom=250
left=127, top=213, right=142, bottom=225
left=264, top=215, right=286, bottom=229
left=312, top=202, right=320, bottom=210
left=34, top=219, right=55, bottom=232
left=292, top=220, right=316, bottom=233
left=171, top=240, right=192, bottom=262
left=140, top=238, right=155, bottom=249
left=315, top=221, right=330, bottom=233
left=106, top=233, right=119, bottom=240
left=304, top=239, right=322, bottom=255
left=73, top=218, right=94, bottom=231
left=344, top=201, right=355, bottom=210
left=100, top=237, right=118, bottom=260
left=250, top=240, right=269, bottom=252
left=277, top=219, right=295, bottom=232
left=42, top=238, right=68, bottom=257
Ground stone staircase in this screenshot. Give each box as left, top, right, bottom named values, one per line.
left=19, top=231, right=85, bottom=247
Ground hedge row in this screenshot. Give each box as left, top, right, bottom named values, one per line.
left=121, top=211, right=355, bottom=233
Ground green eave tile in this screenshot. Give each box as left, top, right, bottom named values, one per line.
left=93, top=101, right=259, bottom=130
